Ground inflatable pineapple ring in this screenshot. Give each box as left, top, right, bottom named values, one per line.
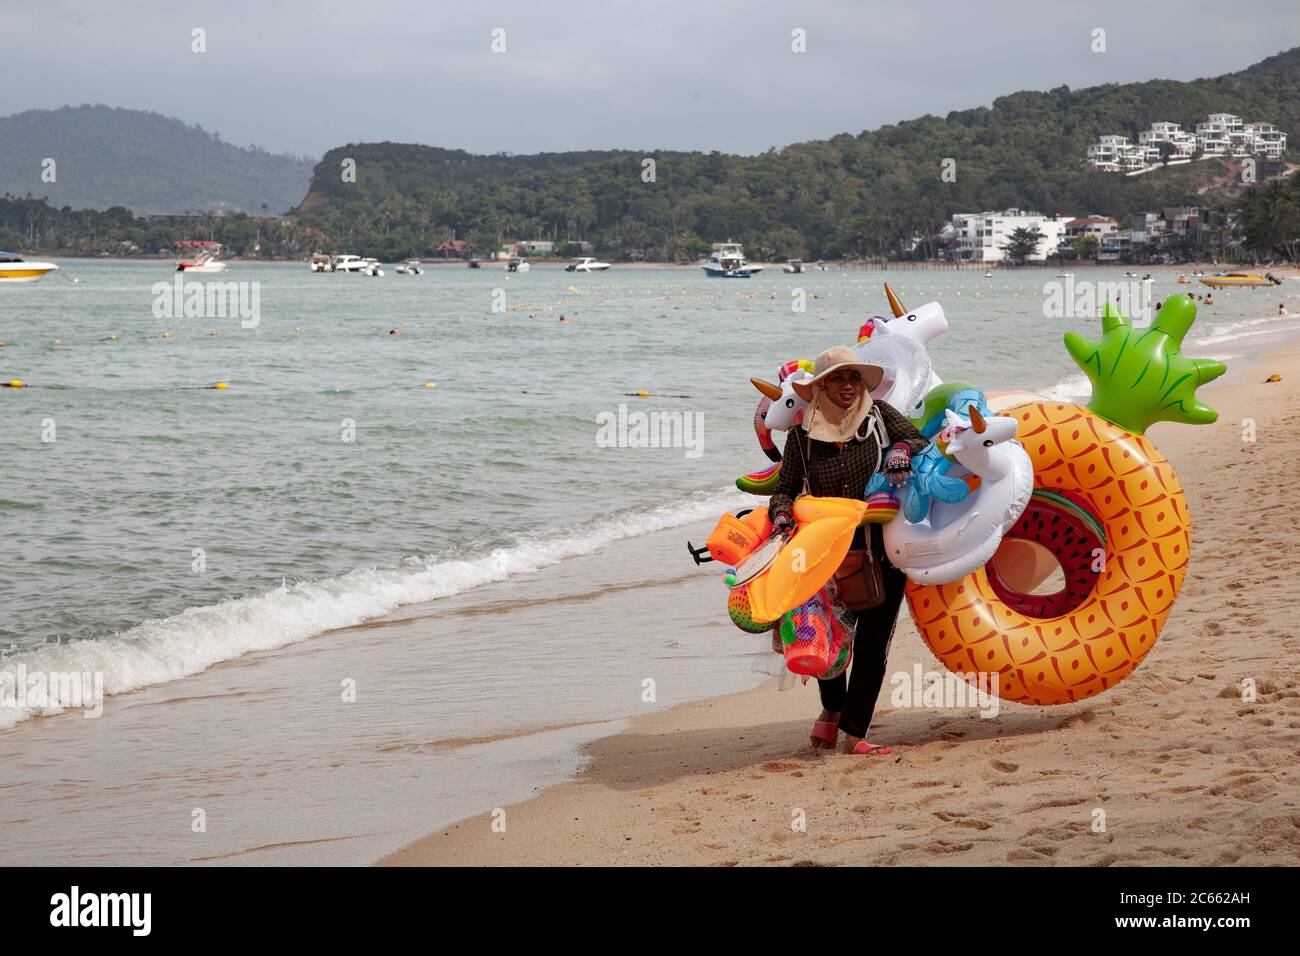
left=907, top=295, right=1225, bottom=705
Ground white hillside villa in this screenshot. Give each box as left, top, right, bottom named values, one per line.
left=945, top=209, right=1072, bottom=263
left=1086, top=135, right=1147, bottom=173
left=1087, top=113, right=1287, bottom=173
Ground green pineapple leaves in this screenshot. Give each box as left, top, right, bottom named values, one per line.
left=1063, top=294, right=1227, bottom=436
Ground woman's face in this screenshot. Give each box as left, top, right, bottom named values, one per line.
left=824, top=368, right=863, bottom=409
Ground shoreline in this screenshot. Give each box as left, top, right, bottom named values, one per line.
left=28, top=254, right=1300, bottom=274
left=382, top=333, right=1300, bottom=867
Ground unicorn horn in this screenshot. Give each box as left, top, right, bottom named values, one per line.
left=884, top=282, right=906, bottom=318
left=968, top=405, right=987, bottom=433
left=751, top=378, right=783, bottom=400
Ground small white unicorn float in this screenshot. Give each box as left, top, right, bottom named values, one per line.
left=754, top=365, right=815, bottom=432
left=882, top=404, right=1033, bottom=585
left=752, top=283, right=949, bottom=433
left=854, top=283, right=948, bottom=414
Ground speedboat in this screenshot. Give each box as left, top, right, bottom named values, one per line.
left=395, top=259, right=423, bottom=275
left=565, top=257, right=610, bottom=272
left=361, top=258, right=384, bottom=277
left=505, top=258, right=530, bottom=273
left=176, top=255, right=228, bottom=274
left=984, top=272, right=994, bottom=278
left=783, top=259, right=804, bottom=274
left=0, top=251, right=59, bottom=283
left=1199, top=273, right=1281, bottom=288
left=332, top=255, right=369, bottom=273
left=1056, top=271, right=1072, bottom=278
left=702, top=242, right=762, bottom=278
left=308, top=254, right=332, bottom=273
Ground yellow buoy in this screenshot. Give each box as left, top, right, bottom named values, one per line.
left=6, top=379, right=24, bottom=388
left=103, top=335, right=118, bottom=341
left=214, top=382, right=228, bottom=390
left=162, top=331, right=171, bottom=338
left=636, top=390, right=650, bottom=398
left=424, top=382, right=438, bottom=389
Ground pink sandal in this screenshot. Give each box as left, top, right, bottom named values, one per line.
left=849, top=740, right=892, bottom=756
left=810, top=720, right=839, bottom=749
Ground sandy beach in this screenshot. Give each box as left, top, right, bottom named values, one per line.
left=384, top=340, right=1300, bottom=867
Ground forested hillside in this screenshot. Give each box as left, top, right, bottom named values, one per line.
left=0, top=105, right=315, bottom=214
left=290, top=47, right=1300, bottom=260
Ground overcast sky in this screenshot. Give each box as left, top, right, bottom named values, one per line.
left=5, top=0, right=1297, bottom=158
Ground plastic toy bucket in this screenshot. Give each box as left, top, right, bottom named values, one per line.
left=780, top=607, right=833, bottom=676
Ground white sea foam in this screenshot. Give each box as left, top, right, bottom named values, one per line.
left=0, top=486, right=747, bottom=730
left=1040, top=373, right=1092, bottom=403
left=1188, top=314, right=1294, bottom=348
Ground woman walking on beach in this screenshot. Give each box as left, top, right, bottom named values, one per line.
left=767, top=346, right=927, bottom=756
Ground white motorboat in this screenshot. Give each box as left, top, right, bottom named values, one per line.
left=332, top=255, right=369, bottom=273
left=0, top=251, right=59, bottom=283
left=782, top=259, right=804, bottom=274
left=505, top=258, right=530, bottom=273
left=175, top=255, right=228, bottom=274
left=395, top=259, right=423, bottom=275
left=361, top=258, right=384, bottom=277
left=565, top=257, right=610, bottom=272
left=702, top=242, right=762, bottom=278
left=308, top=254, right=332, bottom=272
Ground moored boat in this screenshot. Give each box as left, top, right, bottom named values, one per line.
left=175, top=255, right=228, bottom=274
left=703, top=241, right=762, bottom=278
left=0, top=251, right=59, bottom=283
left=565, top=257, right=610, bottom=272
left=332, top=255, right=369, bottom=273
left=1198, top=272, right=1282, bottom=288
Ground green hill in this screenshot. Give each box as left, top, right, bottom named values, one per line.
left=294, top=46, right=1300, bottom=260
left=0, top=105, right=315, bottom=215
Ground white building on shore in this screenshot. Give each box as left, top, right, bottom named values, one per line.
left=947, top=209, right=1073, bottom=263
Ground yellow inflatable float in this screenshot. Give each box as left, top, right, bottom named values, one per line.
left=909, top=297, right=1224, bottom=704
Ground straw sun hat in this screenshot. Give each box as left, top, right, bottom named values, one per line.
left=791, top=346, right=889, bottom=402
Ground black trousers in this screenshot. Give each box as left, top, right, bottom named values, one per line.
left=817, top=526, right=907, bottom=740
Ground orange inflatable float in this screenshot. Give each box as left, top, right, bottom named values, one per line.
left=906, top=297, right=1225, bottom=705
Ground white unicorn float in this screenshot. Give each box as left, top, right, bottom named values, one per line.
left=881, top=403, right=1033, bottom=585
left=855, top=284, right=948, bottom=413
left=753, top=283, right=948, bottom=434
